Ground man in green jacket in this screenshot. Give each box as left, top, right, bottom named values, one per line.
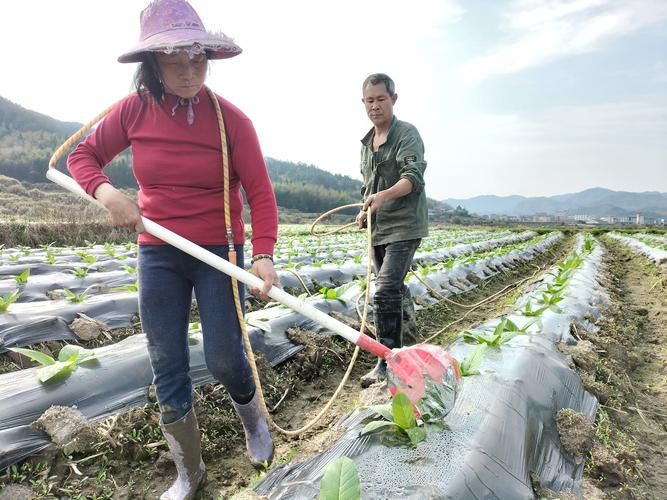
left=357, top=73, right=428, bottom=387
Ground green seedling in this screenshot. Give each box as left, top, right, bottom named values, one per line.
left=64, top=285, right=97, bottom=303
left=70, top=266, right=91, bottom=279
left=462, top=317, right=536, bottom=346
left=442, top=258, right=456, bottom=269
left=8, top=345, right=97, bottom=383
left=188, top=321, right=201, bottom=345
left=361, top=391, right=426, bottom=446
left=9, top=254, right=21, bottom=263
left=14, top=269, right=30, bottom=286
left=113, top=280, right=139, bottom=293
left=583, top=237, right=596, bottom=253
left=537, top=290, right=565, bottom=312
left=458, top=344, right=488, bottom=376
left=353, top=254, right=362, bottom=264
left=76, top=250, right=97, bottom=264
left=283, top=259, right=304, bottom=270
left=44, top=250, right=56, bottom=265
left=521, top=301, right=549, bottom=317
left=0, top=291, right=21, bottom=313
left=415, top=262, right=437, bottom=276
left=123, top=265, right=137, bottom=275
left=319, top=456, right=361, bottom=500
left=319, top=282, right=358, bottom=305
left=354, top=276, right=368, bottom=292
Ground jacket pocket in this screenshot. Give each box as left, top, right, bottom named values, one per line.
left=376, top=158, right=400, bottom=190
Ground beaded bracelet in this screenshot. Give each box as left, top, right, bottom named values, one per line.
left=251, top=253, right=273, bottom=264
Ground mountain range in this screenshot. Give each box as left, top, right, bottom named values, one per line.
left=446, top=188, right=667, bottom=219
left=2, top=95, right=664, bottom=220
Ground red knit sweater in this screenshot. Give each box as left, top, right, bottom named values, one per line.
left=67, top=87, right=277, bottom=255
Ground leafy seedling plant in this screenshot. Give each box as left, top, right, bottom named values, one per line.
left=123, top=264, right=137, bottom=275
left=76, top=250, right=97, bottom=264
left=70, top=266, right=91, bottom=279
left=113, top=280, right=139, bottom=293
left=14, top=269, right=30, bottom=285
left=64, top=285, right=98, bottom=303
left=461, top=317, right=537, bottom=346
left=457, top=344, right=488, bottom=376
left=319, top=456, right=361, bottom=500
left=0, top=291, right=21, bottom=313
left=43, top=250, right=56, bottom=265
left=536, top=289, right=565, bottom=313
left=361, top=391, right=426, bottom=446
left=319, top=282, right=358, bottom=306
left=520, top=301, right=550, bottom=317
left=8, top=345, right=97, bottom=383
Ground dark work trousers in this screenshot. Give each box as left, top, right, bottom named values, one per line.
left=138, top=244, right=255, bottom=424
left=372, top=239, right=421, bottom=349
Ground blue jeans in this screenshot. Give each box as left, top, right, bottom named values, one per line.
left=138, top=244, right=254, bottom=424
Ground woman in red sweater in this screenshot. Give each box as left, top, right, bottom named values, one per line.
left=68, top=1, right=278, bottom=498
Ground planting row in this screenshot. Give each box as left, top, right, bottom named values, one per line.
left=253, top=234, right=607, bottom=498
left=607, top=232, right=667, bottom=265
left=0, top=232, right=561, bottom=469
left=0, top=230, right=539, bottom=351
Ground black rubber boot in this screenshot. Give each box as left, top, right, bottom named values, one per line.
left=402, top=288, right=418, bottom=346
left=360, top=358, right=388, bottom=388
left=360, top=309, right=402, bottom=388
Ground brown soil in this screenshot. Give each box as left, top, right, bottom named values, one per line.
left=0, top=235, right=574, bottom=499
left=567, top=237, right=667, bottom=499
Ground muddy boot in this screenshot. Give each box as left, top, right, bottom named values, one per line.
left=360, top=309, right=402, bottom=387
left=232, top=391, right=275, bottom=469
left=360, top=358, right=388, bottom=388
left=160, top=409, right=206, bottom=500
left=402, top=288, right=418, bottom=347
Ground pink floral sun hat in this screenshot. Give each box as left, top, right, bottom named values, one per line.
left=118, top=0, right=241, bottom=63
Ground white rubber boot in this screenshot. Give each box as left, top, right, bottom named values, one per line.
left=232, top=391, right=275, bottom=469
left=160, top=408, right=206, bottom=500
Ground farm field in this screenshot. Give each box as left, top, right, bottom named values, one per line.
left=0, top=227, right=666, bottom=499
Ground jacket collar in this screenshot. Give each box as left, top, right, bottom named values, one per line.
left=361, top=115, right=398, bottom=147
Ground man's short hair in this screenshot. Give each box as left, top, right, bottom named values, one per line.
left=362, top=73, right=396, bottom=96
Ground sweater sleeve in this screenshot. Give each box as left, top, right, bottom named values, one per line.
left=67, top=98, right=132, bottom=197
left=230, top=117, right=278, bottom=256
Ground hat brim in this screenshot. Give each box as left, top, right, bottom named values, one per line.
left=118, top=28, right=242, bottom=63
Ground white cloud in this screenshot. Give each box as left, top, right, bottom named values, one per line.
left=459, top=0, right=667, bottom=83
left=435, top=96, right=667, bottom=198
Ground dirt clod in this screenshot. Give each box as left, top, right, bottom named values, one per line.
left=556, top=408, right=595, bottom=463
left=32, top=405, right=98, bottom=453
left=69, top=313, right=109, bottom=341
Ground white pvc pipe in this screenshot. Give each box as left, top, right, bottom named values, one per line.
left=47, top=169, right=363, bottom=345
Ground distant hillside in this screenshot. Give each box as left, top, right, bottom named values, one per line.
left=0, top=96, right=134, bottom=186
left=446, top=188, right=667, bottom=219
left=266, top=158, right=360, bottom=214
left=1, top=95, right=455, bottom=217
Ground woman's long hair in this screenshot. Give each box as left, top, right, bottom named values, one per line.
left=133, top=53, right=163, bottom=102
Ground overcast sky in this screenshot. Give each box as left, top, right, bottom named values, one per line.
left=1, top=0, right=666, bottom=200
